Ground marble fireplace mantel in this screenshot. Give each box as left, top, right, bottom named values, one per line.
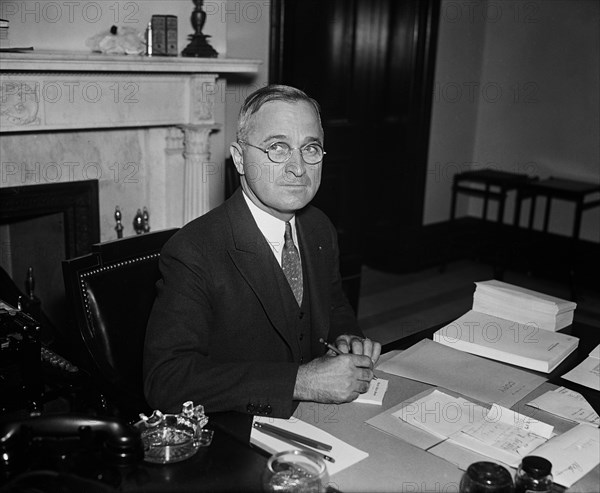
left=0, top=51, right=261, bottom=225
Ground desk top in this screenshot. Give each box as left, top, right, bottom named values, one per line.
left=530, top=177, right=600, bottom=195
left=126, top=321, right=598, bottom=493
left=10, top=321, right=596, bottom=492
left=292, top=321, right=599, bottom=492
left=454, top=169, right=533, bottom=185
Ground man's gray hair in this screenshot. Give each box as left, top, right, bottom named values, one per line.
left=236, top=84, right=322, bottom=142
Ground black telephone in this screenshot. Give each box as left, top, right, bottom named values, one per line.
left=0, top=300, right=84, bottom=413
left=0, top=413, right=143, bottom=484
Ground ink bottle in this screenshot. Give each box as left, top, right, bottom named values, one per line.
left=459, top=461, right=514, bottom=492
left=514, top=456, right=553, bottom=493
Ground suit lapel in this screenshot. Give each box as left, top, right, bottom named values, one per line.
left=225, top=190, right=298, bottom=355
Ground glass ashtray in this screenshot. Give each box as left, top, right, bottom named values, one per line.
left=134, top=401, right=213, bottom=464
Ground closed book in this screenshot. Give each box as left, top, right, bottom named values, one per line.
left=151, top=15, right=166, bottom=55
left=165, top=15, right=178, bottom=56
left=434, top=310, right=579, bottom=373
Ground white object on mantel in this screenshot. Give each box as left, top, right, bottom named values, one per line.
left=0, top=51, right=261, bottom=224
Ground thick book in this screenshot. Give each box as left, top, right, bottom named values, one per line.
left=165, top=15, right=178, bottom=56
left=434, top=310, right=579, bottom=373
left=151, top=15, right=166, bottom=55
left=473, top=280, right=576, bottom=331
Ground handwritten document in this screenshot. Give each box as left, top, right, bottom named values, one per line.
left=561, top=344, right=600, bottom=391
left=531, top=423, right=600, bottom=488
left=527, top=386, right=599, bottom=426
left=376, top=339, right=546, bottom=407
left=457, top=404, right=552, bottom=466
left=355, top=378, right=388, bottom=405
left=392, top=390, right=553, bottom=467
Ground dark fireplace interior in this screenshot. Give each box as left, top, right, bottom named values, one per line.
left=0, top=180, right=99, bottom=344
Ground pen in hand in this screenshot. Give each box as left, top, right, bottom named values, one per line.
left=318, top=338, right=378, bottom=379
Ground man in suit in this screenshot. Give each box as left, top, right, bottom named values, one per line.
left=143, top=85, right=381, bottom=418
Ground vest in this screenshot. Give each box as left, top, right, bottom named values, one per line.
left=273, top=251, right=313, bottom=364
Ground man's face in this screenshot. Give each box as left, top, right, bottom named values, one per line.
left=231, top=100, right=324, bottom=221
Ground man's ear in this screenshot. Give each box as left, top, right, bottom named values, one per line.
left=230, top=142, right=245, bottom=175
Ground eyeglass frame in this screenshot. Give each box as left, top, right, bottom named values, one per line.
left=238, top=139, right=326, bottom=164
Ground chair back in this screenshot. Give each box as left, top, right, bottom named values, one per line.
left=62, top=229, right=177, bottom=419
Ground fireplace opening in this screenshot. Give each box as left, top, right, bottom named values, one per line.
left=0, top=180, right=99, bottom=343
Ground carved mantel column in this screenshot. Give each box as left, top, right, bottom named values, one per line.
left=0, top=53, right=261, bottom=233
left=179, top=124, right=216, bottom=223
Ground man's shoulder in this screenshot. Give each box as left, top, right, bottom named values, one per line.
left=162, top=194, right=238, bottom=256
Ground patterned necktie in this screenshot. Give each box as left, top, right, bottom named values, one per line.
left=282, top=221, right=303, bottom=306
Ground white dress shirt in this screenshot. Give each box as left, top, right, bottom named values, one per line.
left=242, top=191, right=300, bottom=267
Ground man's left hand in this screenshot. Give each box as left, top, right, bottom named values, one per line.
left=334, top=335, right=381, bottom=366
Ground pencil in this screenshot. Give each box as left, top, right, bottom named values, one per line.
left=318, top=337, right=342, bottom=355
left=253, top=421, right=332, bottom=451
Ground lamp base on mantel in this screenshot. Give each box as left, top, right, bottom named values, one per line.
left=181, top=34, right=218, bottom=58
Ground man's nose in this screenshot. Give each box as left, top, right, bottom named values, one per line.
left=285, top=149, right=308, bottom=175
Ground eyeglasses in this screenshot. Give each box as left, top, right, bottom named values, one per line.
left=238, top=140, right=326, bottom=164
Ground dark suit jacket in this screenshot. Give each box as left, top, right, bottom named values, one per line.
left=143, top=188, right=362, bottom=418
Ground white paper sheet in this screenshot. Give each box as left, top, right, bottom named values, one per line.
left=354, top=378, right=389, bottom=405
left=531, top=423, right=600, bottom=488
left=391, top=390, right=553, bottom=467
left=527, top=386, right=600, bottom=426
left=251, top=416, right=369, bottom=476
left=444, top=403, right=551, bottom=467
left=457, top=407, right=550, bottom=466
left=561, top=344, right=600, bottom=391
left=377, top=339, right=546, bottom=407
left=392, top=389, right=488, bottom=440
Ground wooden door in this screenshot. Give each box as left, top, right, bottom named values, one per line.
left=271, top=0, right=440, bottom=270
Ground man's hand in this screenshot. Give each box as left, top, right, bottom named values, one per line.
left=334, top=335, right=382, bottom=366
left=293, top=353, right=374, bottom=403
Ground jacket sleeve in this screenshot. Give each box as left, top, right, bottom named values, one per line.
left=143, top=237, right=299, bottom=418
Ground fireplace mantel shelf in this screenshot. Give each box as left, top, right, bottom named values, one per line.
left=0, top=50, right=262, bottom=74
left=1, top=50, right=261, bottom=223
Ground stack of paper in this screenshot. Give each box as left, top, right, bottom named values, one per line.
left=434, top=310, right=579, bottom=373
left=392, top=389, right=553, bottom=467
left=473, top=280, right=576, bottom=331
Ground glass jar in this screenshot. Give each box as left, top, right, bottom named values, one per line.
left=460, top=461, right=514, bottom=493
left=262, top=450, right=329, bottom=493
left=514, top=456, right=553, bottom=493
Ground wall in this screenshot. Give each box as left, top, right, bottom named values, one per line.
left=424, top=0, right=485, bottom=225
left=0, top=0, right=269, bottom=240
left=425, top=0, right=600, bottom=242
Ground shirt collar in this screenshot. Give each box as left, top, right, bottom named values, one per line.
left=242, top=191, right=297, bottom=257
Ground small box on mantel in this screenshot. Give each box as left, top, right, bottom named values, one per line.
left=150, top=15, right=177, bottom=56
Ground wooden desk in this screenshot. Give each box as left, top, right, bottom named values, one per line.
left=292, top=321, right=599, bottom=493
left=6, top=322, right=597, bottom=492
left=120, top=321, right=597, bottom=492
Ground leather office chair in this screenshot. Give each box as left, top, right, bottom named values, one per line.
left=62, top=229, right=178, bottom=421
